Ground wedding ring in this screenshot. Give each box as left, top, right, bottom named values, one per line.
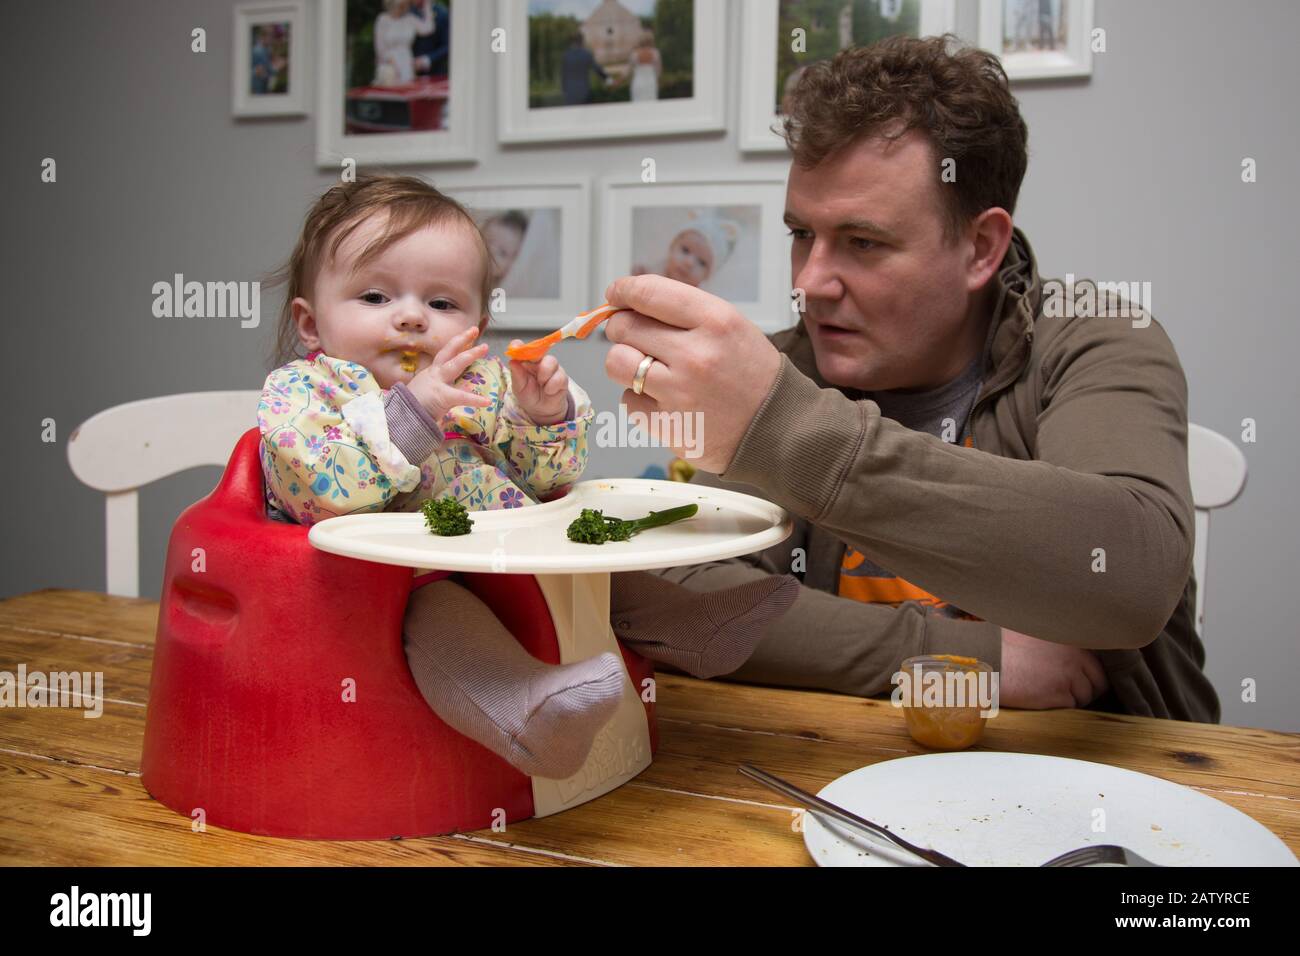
left=632, top=354, right=656, bottom=396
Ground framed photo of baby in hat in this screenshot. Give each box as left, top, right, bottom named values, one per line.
left=315, top=0, right=476, bottom=166
left=739, top=0, right=960, bottom=153
left=598, top=176, right=795, bottom=334
left=437, top=180, right=592, bottom=331
left=496, top=0, right=727, bottom=144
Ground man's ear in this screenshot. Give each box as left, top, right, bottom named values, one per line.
left=967, top=208, right=1014, bottom=293
left=292, top=296, right=320, bottom=351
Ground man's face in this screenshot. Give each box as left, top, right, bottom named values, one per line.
left=293, top=211, right=486, bottom=390
left=785, top=128, right=985, bottom=393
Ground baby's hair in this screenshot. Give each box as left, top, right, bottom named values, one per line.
left=262, top=172, right=494, bottom=372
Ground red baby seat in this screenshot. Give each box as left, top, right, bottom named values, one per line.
left=141, top=428, right=658, bottom=840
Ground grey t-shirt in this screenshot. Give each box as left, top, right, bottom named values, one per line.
left=838, top=354, right=985, bottom=617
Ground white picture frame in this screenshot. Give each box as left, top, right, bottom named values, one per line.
left=316, top=0, right=477, bottom=167
left=740, top=0, right=958, bottom=153
left=233, top=1, right=310, bottom=117
left=497, top=0, right=727, bottom=145
left=978, top=0, right=1094, bottom=81
left=597, top=176, right=795, bottom=334
left=436, top=179, right=593, bottom=331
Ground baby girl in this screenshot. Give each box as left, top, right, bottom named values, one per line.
left=633, top=209, right=740, bottom=289
left=258, top=175, right=799, bottom=780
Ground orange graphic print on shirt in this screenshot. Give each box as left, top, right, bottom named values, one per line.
left=837, top=433, right=982, bottom=621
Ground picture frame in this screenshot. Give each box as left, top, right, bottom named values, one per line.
left=315, top=0, right=477, bottom=168
left=436, top=179, right=593, bottom=331
left=978, top=0, right=1094, bottom=81
left=740, top=0, right=959, bottom=153
left=232, top=0, right=310, bottom=117
left=497, top=0, right=727, bottom=145
left=597, top=175, right=795, bottom=334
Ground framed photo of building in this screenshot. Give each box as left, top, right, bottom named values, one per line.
left=497, top=0, right=726, bottom=144
left=598, top=176, right=795, bottom=334
left=439, top=180, right=592, bottom=331
left=233, top=1, right=309, bottom=117
left=316, top=0, right=476, bottom=167
left=740, top=0, right=958, bottom=153
left=978, top=0, right=1095, bottom=81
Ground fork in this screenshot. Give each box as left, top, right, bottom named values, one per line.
left=740, top=764, right=1163, bottom=867
left=505, top=302, right=627, bottom=362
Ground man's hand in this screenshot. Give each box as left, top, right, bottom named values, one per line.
left=999, top=627, right=1109, bottom=709
left=603, top=274, right=782, bottom=472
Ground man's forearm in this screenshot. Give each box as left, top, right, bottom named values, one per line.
left=721, top=340, right=1193, bottom=650
left=649, top=559, right=1003, bottom=696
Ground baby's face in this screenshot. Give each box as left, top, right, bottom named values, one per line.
left=665, top=229, right=714, bottom=287
left=482, top=219, right=524, bottom=285
left=294, top=212, right=486, bottom=390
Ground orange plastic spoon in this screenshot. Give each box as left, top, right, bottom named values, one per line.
left=506, top=302, right=626, bottom=362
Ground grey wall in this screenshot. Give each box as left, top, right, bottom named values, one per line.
left=3, top=1, right=1296, bottom=731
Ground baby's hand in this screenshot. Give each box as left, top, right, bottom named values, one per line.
left=508, top=340, right=570, bottom=426
left=405, top=327, right=493, bottom=421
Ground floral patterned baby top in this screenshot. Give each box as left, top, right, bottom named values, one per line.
left=258, top=348, right=593, bottom=525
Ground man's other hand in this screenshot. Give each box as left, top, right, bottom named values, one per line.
left=999, top=627, right=1109, bottom=709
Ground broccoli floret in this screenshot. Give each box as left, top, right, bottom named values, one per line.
left=422, top=496, right=474, bottom=536
left=566, top=504, right=697, bottom=545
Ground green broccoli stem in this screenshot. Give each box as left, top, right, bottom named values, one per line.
left=625, top=504, right=698, bottom=533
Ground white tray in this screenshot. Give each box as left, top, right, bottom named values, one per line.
left=307, top=478, right=793, bottom=574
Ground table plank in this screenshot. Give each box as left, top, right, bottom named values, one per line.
left=652, top=673, right=1300, bottom=799
left=0, top=589, right=158, bottom=647
left=0, top=752, right=587, bottom=866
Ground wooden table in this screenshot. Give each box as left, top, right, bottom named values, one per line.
left=2, top=590, right=1297, bottom=866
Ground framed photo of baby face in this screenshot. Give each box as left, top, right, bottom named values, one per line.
left=232, top=1, right=309, bottom=117
left=439, top=180, right=592, bottom=331
left=598, top=177, right=795, bottom=334
left=496, top=0, right=726, bottom=144
left=316, top=0, right=476, bottom=166
left=739, top=0, right=959, bottom=152
left=978, top=0, right=1094, bottom=80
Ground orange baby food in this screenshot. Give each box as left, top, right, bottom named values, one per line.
left=898, top=654, right=993, bottom=751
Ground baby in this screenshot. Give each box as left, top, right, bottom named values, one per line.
left=633, top=209, right=740, bottom=289
left=258, top=175, right=799, bottom=780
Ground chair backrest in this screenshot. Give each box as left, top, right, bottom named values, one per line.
left=67, top=391, right=263, bottom=597
left=1187, top=423, right=1248, bottom=638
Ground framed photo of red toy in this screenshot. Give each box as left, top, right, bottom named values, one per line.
left=316, top=0, right=477, bottom=166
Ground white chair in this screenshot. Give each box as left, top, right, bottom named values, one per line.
left=67, top=391, right=262, bottom=598
left=1187, top=423, right=1248, bottom=638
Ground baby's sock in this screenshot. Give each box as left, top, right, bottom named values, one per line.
left=403, top=579, right=625, bottom=780
left=609, top=570, right=801, bottom=678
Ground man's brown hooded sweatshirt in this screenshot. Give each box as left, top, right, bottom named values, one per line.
left=649, top=228, right=1219, bottom=723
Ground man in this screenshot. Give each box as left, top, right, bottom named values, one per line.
left=601, top=35, right=1217, bottom=722
left=561, top=31, right=608, bottom=106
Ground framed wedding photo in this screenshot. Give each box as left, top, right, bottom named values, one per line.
left=438, top=180, right=593, bottom=331
left=497, top=0, right=726, bottom=144
left=232, top=1, right=309, bottom=117
left=740, top=0, right=958, bottom=153
left=978, top=0, right=1095, bottom=81
left=598, top=177, right=795, bottom=334
left=316, top=0, right=476, bottom=167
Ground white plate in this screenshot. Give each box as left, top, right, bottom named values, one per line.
left=803, top=752, right=1298, bottom=867
left=307, top=478, right=792, bottom=574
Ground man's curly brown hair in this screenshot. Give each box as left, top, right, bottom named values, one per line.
left=780, top=33, right=1029, bottom=242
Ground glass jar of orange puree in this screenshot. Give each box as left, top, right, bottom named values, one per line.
left=897, top=654, right=995, bottom=750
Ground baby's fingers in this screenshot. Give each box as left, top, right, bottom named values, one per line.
left=440, top=341, right=489, bottom=382
left=433, top=327, right=481, bottom=367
